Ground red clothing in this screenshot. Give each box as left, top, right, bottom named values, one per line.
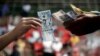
left=57, top=27, right=71, bottom=44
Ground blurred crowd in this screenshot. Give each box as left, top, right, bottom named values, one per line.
left=0, top=2, right=100, bottom=56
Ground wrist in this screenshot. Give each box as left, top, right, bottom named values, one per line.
left=9, top=30, right=18, bottom=40
left=9, top=27, right=23, bottom=40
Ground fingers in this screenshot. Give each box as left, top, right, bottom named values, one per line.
left=25, top=20, right=42, bottom=27
left=76, top=15, right=85, bottom=18
left=75, top=14, right=88, bottom=21
left=75, top=16, right=85, bottom=21
left=26, top=24, right=38, bottom=30
left=22, top=17, right=42, bottom=29
left=23, top=17, right=42, bottom=23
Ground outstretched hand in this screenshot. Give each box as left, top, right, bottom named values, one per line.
left=12, top=17, right=42, bottom=37
left=63, top=15, right=100, bottom=35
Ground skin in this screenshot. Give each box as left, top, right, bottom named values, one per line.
left=0, top=17, right=42, bottom=51
left=63, top=15, right=100, bottom=35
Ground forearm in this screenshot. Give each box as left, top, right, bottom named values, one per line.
left=0, top=30, right=18, bottom=51
left=0, top=17, right=42, bottom=51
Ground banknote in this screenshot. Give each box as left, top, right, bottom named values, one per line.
left=37, top=10, right=54, bottom=41
left=52, top=10, right=76, bottom=23
left=66, top=11, right=77, bottom=19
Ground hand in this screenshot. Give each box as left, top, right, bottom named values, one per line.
left=12, top=17, right=42, bottom=37
left=63, top=15, right=100, bottom=35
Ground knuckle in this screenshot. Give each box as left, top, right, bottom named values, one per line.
left=22, top=17, right=27, bottom=20
left=21, top=18, right=25, bottom=21
left=22, top=20, right=26, bottom=24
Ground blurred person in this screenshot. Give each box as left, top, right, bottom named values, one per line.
left=10, top=44, right=19, bottom=56
left=0, top=26, right=7, bottom=35
left=33, top=42, right=43, bottom=56
left=55, top=27, right=71, bottom=56
left=0, top=16, right=8, bottom=35
left=43, top=41, right=55, bottom=56
left=0, top=50, right=8, bottom=56
left=23, top=40, right=33, bottom=56
left=25, top=28, right=41, bottom=43
left=56, top=26, right=71, bottom=45
left=16, top=39, right=26, bottom=56
left=72, top=47, right=80, bottom=56
left=0, top=17, right=41, bottom=51
left=25, top=27, right=42, bottom=56
left=3, top=15, right=22, bottom=56
left=8, top=15, right=21, bottom=32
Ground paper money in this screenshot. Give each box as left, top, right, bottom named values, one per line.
left=66, top=11, right=77, bottom=19
left=52, top=10, right=74, bottom=23
left=37, top=10, right=54, bottom=41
